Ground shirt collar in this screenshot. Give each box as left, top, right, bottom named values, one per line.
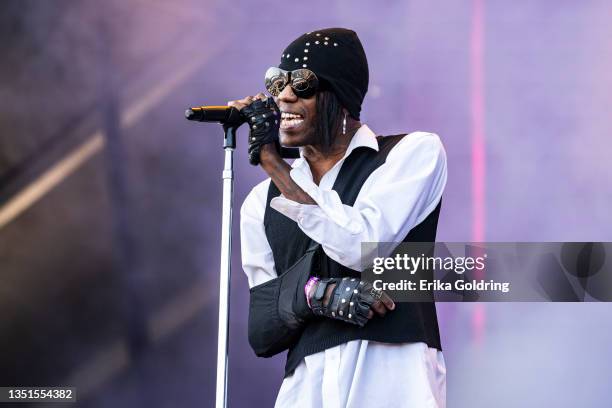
left=291, top=124, right=378, bottom=169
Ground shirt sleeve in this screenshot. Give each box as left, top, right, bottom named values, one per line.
left=240, top=178, right=278, bottom=288
left=269, top=132, right=448, bottom=271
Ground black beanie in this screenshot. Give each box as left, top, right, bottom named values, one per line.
left=278, top=28, right=369, bottom=120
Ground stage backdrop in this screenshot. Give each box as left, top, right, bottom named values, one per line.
left=1, top=1, right=611, bottom=407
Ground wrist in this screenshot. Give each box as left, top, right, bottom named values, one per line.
left=259, top=142, right=282, bottom=171
left=304, top=276, right=320, bottom=309
left=260, top=142, right=280, bottom=158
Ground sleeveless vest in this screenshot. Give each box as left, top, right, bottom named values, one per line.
left=264, top=134, right=442, bottom=377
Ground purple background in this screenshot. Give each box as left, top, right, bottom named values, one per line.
left=1, top=1, right=611, bottom=407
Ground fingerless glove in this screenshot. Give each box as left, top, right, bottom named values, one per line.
left=241, top=97, right=281, bottom=165
left=308, top=277, right=383, bottom=327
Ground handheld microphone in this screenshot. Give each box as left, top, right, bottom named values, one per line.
left=185, top=105, right=245, bottom=126
left=184, top=103, right=300, bottom=158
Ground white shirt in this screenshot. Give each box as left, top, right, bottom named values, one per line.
left=240, top=125, right=448, bottom=408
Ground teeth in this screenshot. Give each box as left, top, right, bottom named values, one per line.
left=280, top=118, right=304, bottom=128
left=281, top=112, right=303, bottom=119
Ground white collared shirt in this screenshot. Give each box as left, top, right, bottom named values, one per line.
left=240, top=125, right=448, bottom=407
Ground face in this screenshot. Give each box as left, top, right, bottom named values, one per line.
left=275, top=85, right=319, bottom=147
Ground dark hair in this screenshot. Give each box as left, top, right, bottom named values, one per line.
left=315, top=89, right=344, bottom=153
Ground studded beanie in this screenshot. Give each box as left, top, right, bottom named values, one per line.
left=278, top=28, right=369, bottom=120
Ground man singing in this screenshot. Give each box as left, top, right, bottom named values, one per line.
left=232, top=28, right=447, bottom=408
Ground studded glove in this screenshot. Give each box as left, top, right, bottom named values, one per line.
left=241, top=97, right=281, bottom=165
left=308, top=277, right=384, bottom=327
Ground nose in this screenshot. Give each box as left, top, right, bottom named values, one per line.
left=277, top=83, right=298, bottom=103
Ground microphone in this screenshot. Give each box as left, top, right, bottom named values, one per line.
left=185, top=105, right=245, bottom=126
left=184, top=103, right=300, bottom=158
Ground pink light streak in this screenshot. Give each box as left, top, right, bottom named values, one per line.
left=470, top=0, right=486, bottom=344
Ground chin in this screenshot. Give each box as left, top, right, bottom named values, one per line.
left=279, top=131, right=307, bottom=147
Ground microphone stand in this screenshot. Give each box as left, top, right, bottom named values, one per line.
left=215, top=122, right=237, bottom=408
left=213, top=126, right=298, bottom=408
left=184, top=104, right=298, bottom=407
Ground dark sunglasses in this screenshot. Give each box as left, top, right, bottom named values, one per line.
left=264, top=67, right=319, bottom=98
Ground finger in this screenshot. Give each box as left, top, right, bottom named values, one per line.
left=231, top=96, right=253, bottom=108
left=254, top=92, right=267, bottom=101
left=227, top=101, right=246, bottom=111
left=380, top=292, right=395, bottom=311
left=322, top=283, right=336, bottom=307
left=241, top=95, right=255, bottom=104
left=371, top=300, right=387, bottom=317
left=367, top=309, right=374, bottom=319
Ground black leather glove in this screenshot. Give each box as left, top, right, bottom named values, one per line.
left=241, top=97, right=281, bottom=165
left=308, top=277, right=384, bottom=327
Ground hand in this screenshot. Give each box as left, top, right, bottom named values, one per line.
left=226, top=93, right=265, bottom=111
left=306, top=276, right=395, bottom=327
left=227, top=93, right=281, bottom=165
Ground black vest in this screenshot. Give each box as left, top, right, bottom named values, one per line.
left=264, top=134, right=442, bottom=377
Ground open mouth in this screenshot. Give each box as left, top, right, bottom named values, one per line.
left=280, top=111, right=304, bottom=130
